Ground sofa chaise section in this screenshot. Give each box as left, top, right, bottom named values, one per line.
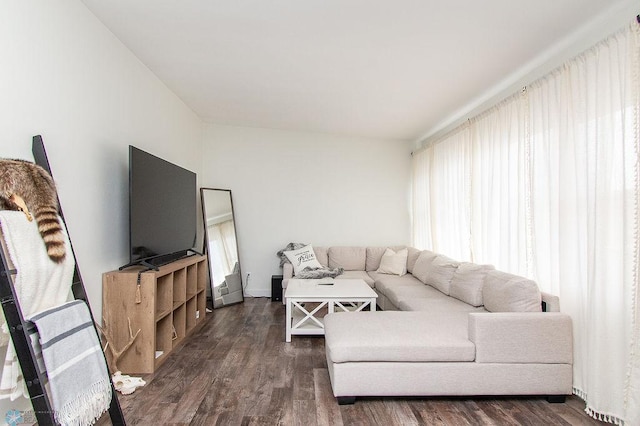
left=325, top=310, right=573, bottom=404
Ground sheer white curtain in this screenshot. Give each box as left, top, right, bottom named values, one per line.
left=471, top=94, right=530, bottom=273
left=412, top=126, right=472, bottom=260
left=412, top=21, right=640, bottom=424
left=528, top=24, right=640, bottom=423
left=411, top=147, right=432, bottom=250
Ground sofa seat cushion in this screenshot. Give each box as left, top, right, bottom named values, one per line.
left=336, top=270, right=374, bottom=287
left=398, top=297, right=488, bottom=313
left=384, top=284, right=449, bottom=308
left=324, top=311, right=475, bottom=363
left=368, top=272, right=424, bottom=296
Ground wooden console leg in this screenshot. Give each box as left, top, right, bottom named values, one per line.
left=337, top=396, right=356, bottom=405
left=547, top=395, right=566, bottom=403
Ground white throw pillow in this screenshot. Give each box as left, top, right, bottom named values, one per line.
left=283, top=244, right=322, bottom=276
left=376, top=248, right=408, bottom=276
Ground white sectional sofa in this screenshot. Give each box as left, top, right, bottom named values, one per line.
left=281, top=245, right=573, bottom=404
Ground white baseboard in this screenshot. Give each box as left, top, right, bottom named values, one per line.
left=243, top=288, right=270, bottom=298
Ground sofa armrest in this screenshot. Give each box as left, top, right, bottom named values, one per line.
left=282, top=263, right=293, bottom=301
left=468, top=312, right=572, bottom=364
left=283, top=263, right=293, bottom=280
left=541, top=291, right=560, bottom=312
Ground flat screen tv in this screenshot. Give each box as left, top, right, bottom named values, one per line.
left=126, top=145, right=197, bottom=268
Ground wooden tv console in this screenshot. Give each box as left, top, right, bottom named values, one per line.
left=102, top=254, right=208, bottom=374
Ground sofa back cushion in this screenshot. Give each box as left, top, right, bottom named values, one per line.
left=313, top=246, right=329, bottom=267
left=449, top=263, right=495, bottom=307
left=483, top=270, right=542, bottom=312
left=365, top=247, right=386, bottom=271
left=424, top=255, right=459, bottom=294
left=328, top=246, right=366, bottom=271
left=412, top=250, right=438, bottom=283
left=412, top=251, right=459, bottom=295
left=406, top=247, right=421, bottom=274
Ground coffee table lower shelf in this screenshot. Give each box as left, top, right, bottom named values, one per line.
left=290, top=304, right=327, bottom=336
left=285, top=297, right=376, bottom=342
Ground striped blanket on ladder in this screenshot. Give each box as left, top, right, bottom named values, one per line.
left=30, top=300, right=112, bottom=426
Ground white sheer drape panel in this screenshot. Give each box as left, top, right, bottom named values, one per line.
left=432, top=128, right=472, bottom=260
left=528, top=25, right=640, bottom=424
left=411, top=21, right=640, bottom=424
left=207, top=220, right=238, bottom=286
left=411, top=148, right=432, bottom=250
left=471, top=94, right=529, bottom=272
left=528, top=74, right=564, bottom=298
left=412, top=127, right=472, bottom=260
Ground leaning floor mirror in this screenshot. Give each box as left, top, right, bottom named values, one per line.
left=201, top=188, right=244, bottom=308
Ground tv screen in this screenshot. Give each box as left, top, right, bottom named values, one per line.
left=128, top=146, right=197, bottom=267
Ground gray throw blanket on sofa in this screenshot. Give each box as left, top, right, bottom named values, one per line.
left=277, top=242, right=307, bottom=267
left=295, top=266, right=344, bottom=279
left=277, top=242, right=344, bottom=279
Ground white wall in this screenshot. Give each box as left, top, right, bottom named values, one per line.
left=418, top=0, right=640, bottom=146
left=202, top=124, right=412, bottom=297
left=0, top=1, right=202, bottom=417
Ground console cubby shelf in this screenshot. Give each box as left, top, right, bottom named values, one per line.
left=102, top=254, right=208, bottom=374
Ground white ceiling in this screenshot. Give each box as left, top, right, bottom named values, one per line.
left=81, top=0, right=636, bottom=141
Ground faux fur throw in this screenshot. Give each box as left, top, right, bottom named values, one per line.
left=276, top=243, right=344, bottom=278
left=295, top=266, right=344, bottom=279
left=277, top=242, right=308, bottom=267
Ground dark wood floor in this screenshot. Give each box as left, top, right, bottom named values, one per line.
left=98, top=298, right=603, bottom=425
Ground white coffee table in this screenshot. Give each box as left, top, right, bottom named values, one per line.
left=285, top=278, right=377, bottom=342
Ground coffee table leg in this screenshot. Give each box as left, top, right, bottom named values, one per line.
left=286, top=297, right=292, bottom=342
left=371, top=297, right=376, bottom=311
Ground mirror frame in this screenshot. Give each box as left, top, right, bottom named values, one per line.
left=200, top=187, right=244, bottom=308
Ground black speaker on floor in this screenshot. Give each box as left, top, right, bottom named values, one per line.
left=271, top=275, right=283, bottom=302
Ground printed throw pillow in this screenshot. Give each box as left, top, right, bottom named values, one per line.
left=283, top=244, right=322, bottom=276
left=376, top=248, right=408, bottom=276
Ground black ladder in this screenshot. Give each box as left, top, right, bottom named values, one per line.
left=0, top=135, right=125, bottom=425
